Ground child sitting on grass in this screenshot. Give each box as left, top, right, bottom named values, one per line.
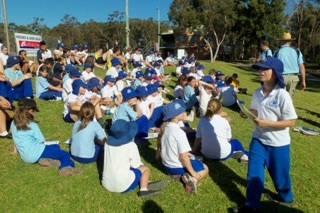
left=102, top=119, right=167, bottom=197
left=11, top=98, right=82, bottom=176
left=193, top=99, right=249, bottom=162
left=36, top=65, right=63, bottom=101
left=157, top=100, right=208, bottom=194
left=219, top=76, right=240, bottom=110
left=70, top=102, right=106, bottom=164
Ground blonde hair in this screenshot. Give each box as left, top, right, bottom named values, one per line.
left=156, top=122, right=167, bottom=159
left=205, top=99, right=222, bottom=119
left=78, top=102, right=95, bottom=132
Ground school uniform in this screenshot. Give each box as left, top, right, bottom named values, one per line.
left=199, top=86, right=212, bottom=118
left=173, top=85, right=183, bottom=99
left=53, top=62, right=64, bottom=80
left=62, top=78, right=73, bottom=102
left=245, top=85, right=297, bottom=209
left=101, top=84, right=119, bottom=100
left=35, top=76, right=62, bottom=100
left=260, top=48, right=272, bottom=61
left=106, top=67, right=118, bottom=78
left=133, top=79, right=142, bottom=89
left=81, top=71, right=96, bottom=82
left=70, top=120, right=106, bottom=163
left=182, top=85, right=198, bottom=110
left=11, top=121, right=74, bottom=168
left=219, top=85, right=237, bottom=107
left=4, top=68, right=33, bottom=103
left=161, top=122, right=204, bottom=175
left=63, top=92, right=89, bottom=123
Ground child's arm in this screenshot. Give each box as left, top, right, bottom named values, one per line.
left=198, top=80, right=215, bottom=89
left=7, top=73, right=32, bottom=87
left=254, top=118, right=296, bottom=128
left=69, top=101, right=82, bottom=112
left=148, top=102, right=155, bottom=119
left=48, top=85, right=63, bottom=92
left=180, top=152, right=201, bottom=181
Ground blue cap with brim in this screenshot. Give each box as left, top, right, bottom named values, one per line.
left=87, top=77, right=103, bottom=91
left=72, top=79, right=87, bottom=95
left=118, top=71, right=128, bottom=79
left=154, top=81, right=165, bottom=88
left=135, top=86, right=150, bottom=97
left=135, top=71, right=143, bottom=78
left=104, top=75, right=116, bottom=85
left=162, top=100, right=186, bottom=121
left=111, top=58, right=121, bottom=67
left=69, top=67, right=82, bottom=78
left=121, top=87, right=137, bottom=100
left=83, top=62, right=93, bottom=70
left=252, top=57, right=285, bottom=88
left=65, top=64, right=74, bottom=73
left=202, top=75, right=215, bottom=84
left=107, top=119, right=138, bottom=146
left=147, top=84, right=158, bottom=94
left=182, top=67, right=191, bottom=74
left=6, top=56, right=22, bottom=68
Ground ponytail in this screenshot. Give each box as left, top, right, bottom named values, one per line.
left=156, top=122, right=167, bottom=159
left=13, top=107, right=36, bottom=130
left=78, top=102, right=95, bottom=132
left=204, top=99, right=222, bottom=119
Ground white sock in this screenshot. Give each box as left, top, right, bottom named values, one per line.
left=191, top=176, right=198, bottom=183
left=140, top=188, right=148, bottom=191
left=0, top=131, right=8, bottom=136
left=240, top=154, right=249, bottom=160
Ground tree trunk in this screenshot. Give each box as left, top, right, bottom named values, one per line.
left=203, top=38, right=214, bottom=63
left=212, top=28, right=226, bottom=63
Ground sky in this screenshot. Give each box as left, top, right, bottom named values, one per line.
left=2, top=0, right=173, bottom=28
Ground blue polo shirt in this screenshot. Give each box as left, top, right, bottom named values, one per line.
left=133, top=79, right=142, bottom=89
left=11, top=121, right=45, bottom=164
left=36, top=76, right=50, bottom=98
left=70, top=120, right=106, bottom=158
left=182, top=85, right=198, bottom=109
left=260, top=48, right=272, bottom=61
left=274, top=45, right=304, bottom=74
left=112, top=102, right=137, bottom=123
left=4, top=68, right=24, bottom=81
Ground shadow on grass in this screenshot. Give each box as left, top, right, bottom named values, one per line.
left=227, top=201, right=304, bottom=213
left=206, top=160, right=246, bottom=205
left=142, top=200, right=164, bottom=213
left=139, top=141, right=168, bottom=175
left=297, top=116, right=320, bottom=128
left=296, top=107, right=320, bottom=118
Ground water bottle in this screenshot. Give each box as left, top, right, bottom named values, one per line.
left=106, top=103, right=111, bottom=115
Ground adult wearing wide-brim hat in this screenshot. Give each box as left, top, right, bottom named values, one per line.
left=273, top=32, right=306, bottom=97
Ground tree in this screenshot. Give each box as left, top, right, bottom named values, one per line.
left=27, top=17, right=50, bottom=36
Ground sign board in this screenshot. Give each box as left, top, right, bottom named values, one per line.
left=177, top=49, right=185, bottom=59
left=14, top=33, right=42, bottom=57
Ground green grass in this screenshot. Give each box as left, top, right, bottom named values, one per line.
left=1, top=61, right=319, bottom=212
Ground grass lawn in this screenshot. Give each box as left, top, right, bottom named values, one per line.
left=1, top=61, right=319, bottom=212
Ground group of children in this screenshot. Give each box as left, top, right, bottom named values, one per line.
left=1, top=42, right=298, bottom=210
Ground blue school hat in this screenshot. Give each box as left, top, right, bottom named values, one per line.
left=162, top=99, right=186, bottom=121
left=134, top=61, right=142, bottom=68
left=65, top=64, right=74, bottom=73
left=118, top=71, right=128, bottom=80
left=111, top=58, right=121, bottom=67
left=69, top=67, right=82, bottom=78
left=83, top=62, right=92, bottom=70
left=149, top=50, right=154, bottom=55
left=72, top=44, right=79, bottom=50
left=107, top=119, right=138, bottom=146
left=135, top=70, right=143, bottom=78
left=182, top=56, right=185, bottom=60
left=182, top=67, right=191, bottom=74
left=72, top=79, right=87, bottom=95
left=252, top=57, right=285, bottom=88
left=197, top=64, right=205, bottom=70
left=6, top=56, right=22, bottom=68
left=82, top=44, right=89, bottom=50
left=135, top=86, right=150, bottom=97
left=122, top=87, right=137, bottom=100
left=146, top=68, right=157, bottom=75
left=216, top=71, right=224, bottom=76
left=104, top=75, right=116, bottom=84
left=87, top=77, right=103, bottom=91
left=147, top=83, right=158, bottom=94
left=154, top=81, right=164, bottom=88
left=202, top=75, right=215, bottom=84
left=153, top=61, right=161, bottom=67
left=178, top=60, right=184, bottom=66
left=56, top=42, right=64, bottom=49
left=144, top=71, right=153, bottom=80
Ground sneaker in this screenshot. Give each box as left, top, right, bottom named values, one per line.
left=0, top=133, right=12, bottom=139
left=231, top=151, right=244, bottom=159
left=232, top=206, right=259, bottom=213
left=55, top=97, right=62, bottom=101
left=265, top=193, right=294, bottom=207
left=38, top=158, right=61, bottom=168
left=138, top=189, right=161, bottom=198
left=238, top=154, right=249, bottom=164
left=181, top=173, right=197, bottom=194
left=59, top=166, right=83, bottom=176
left=148, top=180, right=168, bottom=190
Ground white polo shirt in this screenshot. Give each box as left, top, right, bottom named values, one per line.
left=196, top=115, right=232, bottom=159
left=81, top=71, right=96, bottom=82
left=101, top=84, right=119, bottom=99
left=133, top=53, right=143, bottom=62
left=102, top=141, right=143, bottom=193
left=62, top=78, right=73, bottom=102
left=199, top=86, right=212, bottom=117
left=106, top=67, right=118, bottom=78
left=250, top=85, right=297, bottom=146
left=138, top=99, right=151, bottom=118
left=219, top=85, right=237, bottom=107
left=63, top=93, right=88, bottom=116
left=161, top=122, right=191, bottom=168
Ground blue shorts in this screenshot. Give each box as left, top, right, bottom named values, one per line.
left=122, top=168, right=142, bottom=193
left=63, top=113, right=74, bottom=123
left=164, top=159, right=205, bottom=175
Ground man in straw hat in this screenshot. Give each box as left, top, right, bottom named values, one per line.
left=273, top=32, right=306, bottom=97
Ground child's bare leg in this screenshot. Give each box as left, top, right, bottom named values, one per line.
left=137, top=165, right=151, bottom=189
left=12, top=145, right=18, bottom=154
left=0, top=109, right=7, bottom=134
left=197, top=164, right=208, bottom=181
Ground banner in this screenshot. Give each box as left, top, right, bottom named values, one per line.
left=14, top=33, right=42, bottom=57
